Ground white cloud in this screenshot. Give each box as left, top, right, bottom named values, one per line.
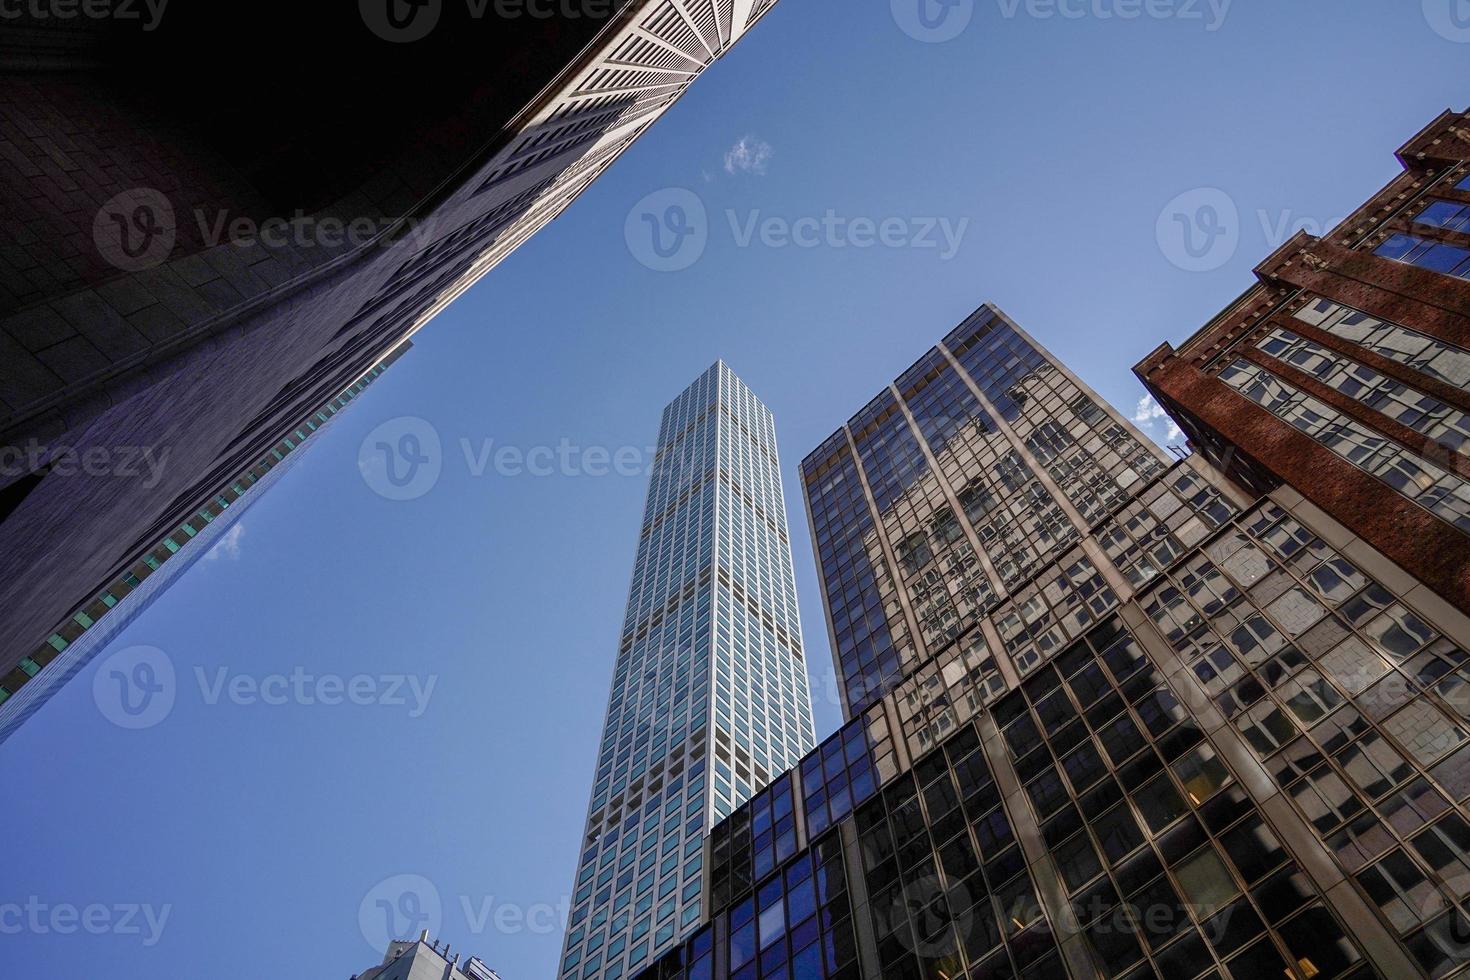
left=723, top=135, right=773, bottom=176
left=1134, top=395, right=1183, bottom=442
left=1133, top=394, right=1165, bottom=425
left=206, top=522, right=246, bottom=561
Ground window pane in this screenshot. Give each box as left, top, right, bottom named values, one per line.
left=1134, top=774, right=1187, bottom=832
left=1175, top=845, right=1237, bottom=917
left=1173, top=745, right=1233, bottom=806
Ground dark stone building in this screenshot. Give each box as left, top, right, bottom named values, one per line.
left=0, top=1, right=783, bottom=726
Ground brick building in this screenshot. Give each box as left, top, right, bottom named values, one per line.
left=1136, top=108, right=1470, bottom=620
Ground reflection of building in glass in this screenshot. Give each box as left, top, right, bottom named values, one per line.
left=808, top=306, right=1170, bottom=722
left=558, top=363, right=816, bottom=980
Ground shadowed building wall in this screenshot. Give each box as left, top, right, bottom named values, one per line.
left=0, top=0, right=786, bottom=728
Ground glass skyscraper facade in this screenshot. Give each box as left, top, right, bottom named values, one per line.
left=807, top=308, right=1172, bottom=721
left=637, top=303, right=1470, bottom=980
left=560, top=362, right=817, bottom=980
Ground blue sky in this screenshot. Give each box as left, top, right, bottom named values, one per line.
left=2, top=3, right=1466, bottom=978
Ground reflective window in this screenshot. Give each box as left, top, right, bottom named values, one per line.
left=1376, top=233, right=1470, bottom=280
left=1413, top=200, right=1470, bottom=234
left=1258, top=327, right=1470, bottom=458
left=1293, top=297, right=1470, bottom=388
left=1144, top=501, right=1470, bottom=959
left=1219, top=359, right=1470, bottom=533
left=855, top=724, right=1062, bottom=979
left=993, top=615, right=1363, bottom=978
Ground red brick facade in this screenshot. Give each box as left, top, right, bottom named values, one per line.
left=1136, top=109, right=1470, bottom=616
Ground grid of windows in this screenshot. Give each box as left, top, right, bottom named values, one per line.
left=907, top=355, right=1076, bottom=592
left=800, top=718, right=878, bottom=839
left=995, top=617, right=1369, bottom=978
left=852, top=388, right=989, bottom=665
left=991, top=547, right=1117, bottom=677
left=851, top=390, right=930, bottom=516
left=731, top=840, right=858, bottom=980
left=564, top=769, right=710, bottom=979
left=803, top=442, right=912, bottom=716
left=707, top=705, right=897, bottom=917
left=646, top=834, right=859, bottom=980
left=891, top=627, right=1007, bottom=761
left=1219, top=359, right=1470, bottom=534
left=855, top=725, right=1063, bottom=979
left=653, top=689, right=1072, bottom=980
left=709, top=775, right=798, bottom=914
left=945, top=311, right=1166, bottom=524
left=1143, top=502, right=1470, bottom=973
left=595, top=601, right=710, bottom=817
left=803, top=305, right=1175, bottom=722
left=1258, top=328, right=1470, bottom=458
left=879, top=363, right=1004, bottom=656
left=1293, top=297, right=1470, bottom=388
left=563, top=364, right=816, bottom=980
left=1097, top=467, right=1239, bottom=589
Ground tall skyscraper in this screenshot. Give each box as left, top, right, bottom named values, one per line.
left=0, top=1, right=787, bottom=727
left=558, top=362, right=817, bottom=980
left=638, top=297, right=1470, bottom=979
